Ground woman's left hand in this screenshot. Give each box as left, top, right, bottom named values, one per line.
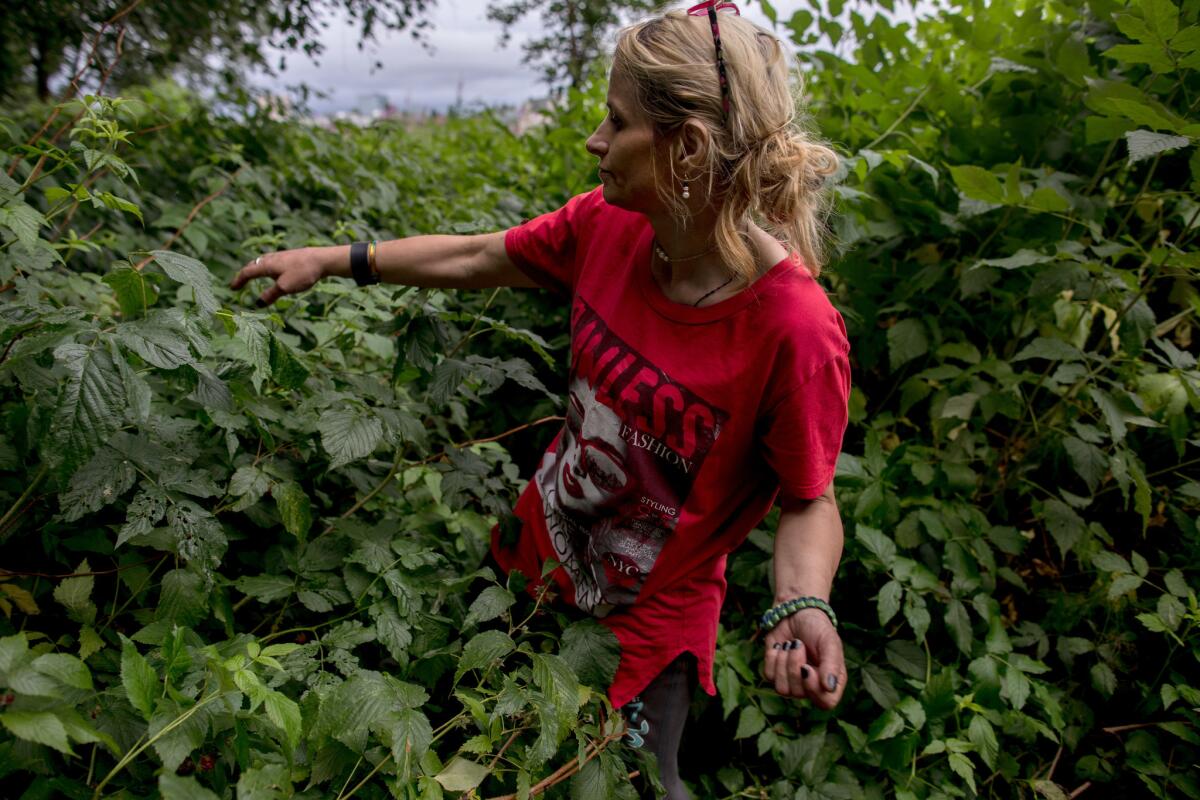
left=763, top=607, right=847, bottom=710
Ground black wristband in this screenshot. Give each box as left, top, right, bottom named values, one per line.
left=350, top=241, right=379, bottom=286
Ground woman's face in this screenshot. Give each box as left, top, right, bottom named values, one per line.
left=556, top=376, right=633, bottom=515
left=585, top=68, right=672, bottom=214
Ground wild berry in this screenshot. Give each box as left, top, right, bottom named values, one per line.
left=199, top=754, right=216, bottom=772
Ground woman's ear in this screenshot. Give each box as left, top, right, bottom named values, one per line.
left=673, top=119, right=711, bottom=174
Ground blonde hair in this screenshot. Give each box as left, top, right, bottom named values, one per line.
left=612, top=9, right=842, bottom=282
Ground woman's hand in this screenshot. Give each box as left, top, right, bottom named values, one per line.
left=763, top=607, right=847, bottom=710
left=229, top=247, right=330, bottom=307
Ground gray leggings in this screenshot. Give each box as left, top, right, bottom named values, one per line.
left=621, top=652, right=697, bottom=800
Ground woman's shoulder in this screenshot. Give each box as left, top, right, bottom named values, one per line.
left=758, top=260, right=847, bottom=346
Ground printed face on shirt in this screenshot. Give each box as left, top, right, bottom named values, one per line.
left=585, top=68, right=672, bottom=214
left=556, top=374, right=635, bottom=516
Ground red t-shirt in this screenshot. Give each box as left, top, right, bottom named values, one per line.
left=490, top=187, right=851, bottom=709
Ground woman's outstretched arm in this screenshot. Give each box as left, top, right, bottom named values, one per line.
left=230, top=230, right=539, bottom=306
left=761, top=484, right=848, bottom=710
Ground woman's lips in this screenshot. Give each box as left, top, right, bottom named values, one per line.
left=562, top=463, right=584, bottom=499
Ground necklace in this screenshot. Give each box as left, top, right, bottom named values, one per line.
left=652, top=238, right=734, bottom=307
left=653, top=238, right=718, bottom=263
left=691, top=276, right=735, bottom=307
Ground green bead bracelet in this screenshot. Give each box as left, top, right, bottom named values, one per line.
left=760, top=596, right=838, bottom=631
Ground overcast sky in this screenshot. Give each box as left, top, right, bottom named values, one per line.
left=246, top=1, right=932, bottom=115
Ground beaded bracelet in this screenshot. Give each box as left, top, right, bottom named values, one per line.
left=760, top=596, right=838, bottom=631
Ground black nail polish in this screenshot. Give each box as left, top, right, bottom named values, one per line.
left=801, top=666, right=810, bottom=679
left=772, top=642, right=782, bottom=650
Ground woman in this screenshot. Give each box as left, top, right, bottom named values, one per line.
left=230, top=3, right=850, bottom=797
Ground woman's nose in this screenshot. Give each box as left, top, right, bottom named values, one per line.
left=585, top=129, right=607, bottom=158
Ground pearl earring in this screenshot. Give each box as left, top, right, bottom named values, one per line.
left=681, top=179, right=691, bottom=200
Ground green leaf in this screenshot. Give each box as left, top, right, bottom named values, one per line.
left=1002, top=664, right=1031, bottom=710
left=1103, top=43, right=1175, bottom=72
left=1088, top=387, right=1128, bottom=444
left=560, top=619, right=620, bottom=689
left=115, top=320, right=194, bottom=369
left=856, top=525, right=896, bottom=565
left=1026, top=187, right=1070, bottom=212
left=150, top=703, right=209, bottom=771
left=273, top=480, right=312, bottom=540
left=939, top=392, right=979, bottom=420
left=451, top=633, right=513, bottom=681
left=228, top=465, right=269, bottom=510
left=949, top=165, right=1005, bottom=204
left=571, top=757, right=612, bottom=800
left=51, top=342, right=125, bottom=474
left=887, top=318, right=928, bottom=370
left=877, top=580, right=903, bottom=625
left=150, top=250, right=219, bottom=315
left=434, top=757, right=490, bottom=792
left=0, top=710, right=72, bottom=755
left=532, top=652, right=580, bottom=724
left=158, top=568, right=207, bottom=625
left=1125, top=129, right=1191, bottom=164
left=1043, top=499, right=1086, bottom=559
left=1086, top=115, right=1137, bottom=144
left=464, top=585, right=516, bottom=628
left=1164, top=569, right=1190, bottom=597
left=1013, top=337, right=1084, bottom=362
left=1115, top=12, right=1154, bottom=42
left=371, top=603, right=413, bottom=660
left=868, top=708, right=905, bottom=740
left=0, top=200, right=47, bottom=249
left=79, top=626, right=105, bottom=661
left=104, top=265, right=159, bottom=318
left=948, top=751, right=977, bottom=794
left=1141, top=0, right=1179, bottom=40
left=159, top=774, right=220, bottom=800
left=31, top=652, right=92, bottom=690
left=120, top=635, right=158, bottom=721
left=268, top=333, right=310, bottom=390
left=1055, top=35, right=1090, bottom=83
left=945, top=599, right=973, bottom=655
left=264, top=689, right=302, bottom=749
left=1091, top=551, right=1131, bottom=573
left=54, top=559, right=96, bottom=625
left=1084, top=79, right=1189, bottom=132
left=1171, top=24, right=1200, bottom=51
left=735, top=705, right=767, bottom=739
left=1108, top=572, right=1144, bottom=599
left=234, top=315, right=271, bottom=391
left=977, top=248, right=1055, bottom=270
left=318, top=407, right=384, bottom=468
left=1063, top=437, right=1106, bottom=493
left=388, top=708, right=433, bottom=770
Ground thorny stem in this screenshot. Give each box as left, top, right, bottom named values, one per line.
left=446, top=287, right=502, bottom=360
left=0, top=463, right=48, bottom=543
left=130, top=164, right=246, bottom=271
left=91, top=688, right=219, bottom=798
left=484, top=726, right=627, bottom=800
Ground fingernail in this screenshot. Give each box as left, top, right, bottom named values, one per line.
left=826, top=674, right=838, bottom=691
left=788, top=640, right=799, bottom=651
left=801, top=666, right=810, bottom=679
left=772, top=642, right=782, bottom=650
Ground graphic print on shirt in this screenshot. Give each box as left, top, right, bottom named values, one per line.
left=535, top=297, right=730, bottom=615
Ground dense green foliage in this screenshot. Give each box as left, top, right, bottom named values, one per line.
left=1, top=0, right=1198, bottom=797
